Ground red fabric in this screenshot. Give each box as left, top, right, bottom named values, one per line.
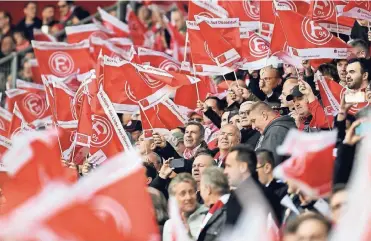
left=188, top=0, right=228, bottom=20
left=219, top=1, right=259, bottom=22
left=308, top=99, right=333, bottom=129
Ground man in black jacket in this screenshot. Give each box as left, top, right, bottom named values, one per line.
left=198, top=167, right=230, bottom=241
left=238, top=101, right=260, bottom=147
left=16, top=2, right=42, bottom=40
left=223, top=145, right=283, bottom=226
left=249, top=101, right=296, bottom=165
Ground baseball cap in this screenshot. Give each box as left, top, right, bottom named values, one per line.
left=286, top=85, right=303, bottom=101
left=168, top=131, right=184, bottom=148
left=123, top=120, right=142, bottom=132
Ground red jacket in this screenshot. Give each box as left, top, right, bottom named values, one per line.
left=299, top=99, right=334, bottom=130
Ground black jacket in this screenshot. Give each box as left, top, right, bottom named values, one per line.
left=266, top=179, right=288, bottom=201
left=16, top=17, right=42, bottom=40
left=333, top=143, right=356, bottom=185
left=197, top=206, right=227, bottom=241
left=255, top=116, right=297, bottom=166
left=240, top=128, right=260, bottom=147
left=204, top=107, right=222, bottom=129
left=225, top=177, right=283, bottom=226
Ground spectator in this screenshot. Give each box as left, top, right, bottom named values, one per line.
left=294, top=213, right=332, bottom=241
left=286, top=81, right=332, bottom=131
left=137, top=4, right=152, bottom=28
left=245, top=69, right=266, bottom=100
left=188, top=109, right=204, bottom=123
left=123, top=120, right=142, bottom=143
left=228, top=113, right=241, bottom=130
left=346, top=58, right=370, bottom=91
left=163, top=173, right=208, bottom=241
left=220, top=111, right=230, bottom=127
left=192, top=151, right=216, bottom=203
left=58, top=1, right=89, bottom=26
left=279, top=78, right=299, bottom=112
left=13, top=30, right=30, bottom=52
left=136, top=132, right=154, bottom=155
left=334, top=59, right=348, bottom=87
left=1, top=36, right=15, bottom=57
left=145, top=152, right=162, bottom=173
left=199, top=96, right=225, bottom=129
left=282, top=218, right=298, bottom=241
left=238, top=101, right=261, bottom=146
left=171, top=9, right=186, bottom=34
left=16, top=2, right=42, bottom=41
left=366, top=83, right=371, bottom=103
left=349, top=39, right=370, bottom=60
left=198, top=167, right=230, bottom=241
left=19, top=59, right=33, bottom=82
left=183, top=121, right=207, bottom=161
left=259, top=66, right=283, bottom=107
left=148, top=187, right=169, bottom=238
left=215, top=124, right=241, bottom=167
left=41, top=5, right=58, bottom=34
left=351, top=19, right=371, bottom=44
left=143, top=162, right=157, bottom=185
left=256, top=149, right=287, bottom=200
left=249, top=101, right=296, bottom=165
left=223, top=145, right=283, bottom=226
left=329, top=184, right=347, bottom=224
left=0, top=11, right=14, bottom=41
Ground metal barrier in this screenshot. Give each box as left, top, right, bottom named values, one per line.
left=0, top=3, right=119, bottom=90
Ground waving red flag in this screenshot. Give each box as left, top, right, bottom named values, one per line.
left=89, top=87, right=132, bottom=164
left=66, top=23, right=113, bottom=43
left=28, top=59, right=42, bottom=84
left=98, top=7, right=130, bottom=38
left=1, top=130, right=68, bottom=214
left=32, top=40, right=95, bottom=77
left=274, top=129, right=338, bottom=198
left=240, top=30, right=271, bottom=70
left=189, top=0, right=228, bottom=20
left=0, top=107, right=12, bottom=137
left=195, top=16, right=241, bottom=68
left=52, top=80, right=76, bottom=122
left=186, top=21, right=233, bottom=76
left=276, top=10, right=350, bottom=59
left=307, top=0, right=355, bottom=35
left=138, top=47, right=181, bottom=72
left=90, top=36, right=134, bottom=61
left=339, top=1, right=371, bottom=22
left=33, top=29, right=57, bottom=42
left=218, top=0, right=259, bottom=30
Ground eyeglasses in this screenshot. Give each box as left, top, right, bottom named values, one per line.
left=190, top=118, right=202, bottom=122
left=260, top=77, right=277, bottom=82
left=256, top=163, right=266, bottom=170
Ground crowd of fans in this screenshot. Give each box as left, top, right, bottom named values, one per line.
left=0, top=1, right=371, bottom=241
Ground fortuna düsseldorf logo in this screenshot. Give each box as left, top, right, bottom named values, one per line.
left=301, top=17, right=332, bottom=46
left=159, top=60, right=180, bottom=72
left=91, top=115, right=113, bottom=148
left=249, top=35, right=269, bottom=58
left=204, top=41, right=216, bottom=63
left=243, top=0, right=260, bottom=20
left=48, top=51, right=74, bottom=77
left=23, top=93, right=46, bottom=118
left=312, top=0, right=334, bottom=21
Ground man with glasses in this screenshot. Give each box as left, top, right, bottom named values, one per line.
left=259, top=66, right=283, bottom=106
left=238, top=101, right=260, bottom=146
left=256, top=149, right=287, bottom=200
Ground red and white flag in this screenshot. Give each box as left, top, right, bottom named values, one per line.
left=98, top=7, right=130, bottom=38
left=195, top=16, right=241, bottom=68
left=90, top=36, right=134, bottom=61
left=89, top=87, right=132, bottom=164
left=138, top=47, right=181, bottom=72
left=329, top=134, right=371, bottom=241
left=162, top=15, right=187, bottom=61
left=189, top=0, right=229, bottom=20
left=307, top=0, right=355, bottom=35
left=274, top=129, right=338, bottom=198
left=0, top=130, right=69, bottom=214
left=260, top=0, right=309, bottom=39
left=218, top=0, right=259, bottom=30
left=65, top=23, right=113, bottom=43
left=28, top=59, right=43, bottom=84
left=32, top=40, right=95, bottom=77
left=186, top=20, right=233, bottom=76
left=276, top=10, right=350, bottom=59
left=52, top=80, right=76, bottom=122
left=33, top=29, right=57, bottom=42
left=0, top=106, right=12, bottom=137
left=338, top=1, right=371, bottom=22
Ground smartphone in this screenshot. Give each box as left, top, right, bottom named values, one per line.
left=345, top=91, right=365, bottom=103
left=355, top=122, right=371, bottom=136
left=170, top=158, right=185, bottom=169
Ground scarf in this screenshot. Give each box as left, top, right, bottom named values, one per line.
left=214, top=152, right=228, bottom=167
left=200, top=194, right=230, bottom=230
left=183, top=144, right=201, bottom=160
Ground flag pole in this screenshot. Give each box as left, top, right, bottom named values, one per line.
left=335, top=10, right=340, bottom=38
left=183, top=32, right=188, bottom=63
left=222, top=74, right=230, bottom=88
